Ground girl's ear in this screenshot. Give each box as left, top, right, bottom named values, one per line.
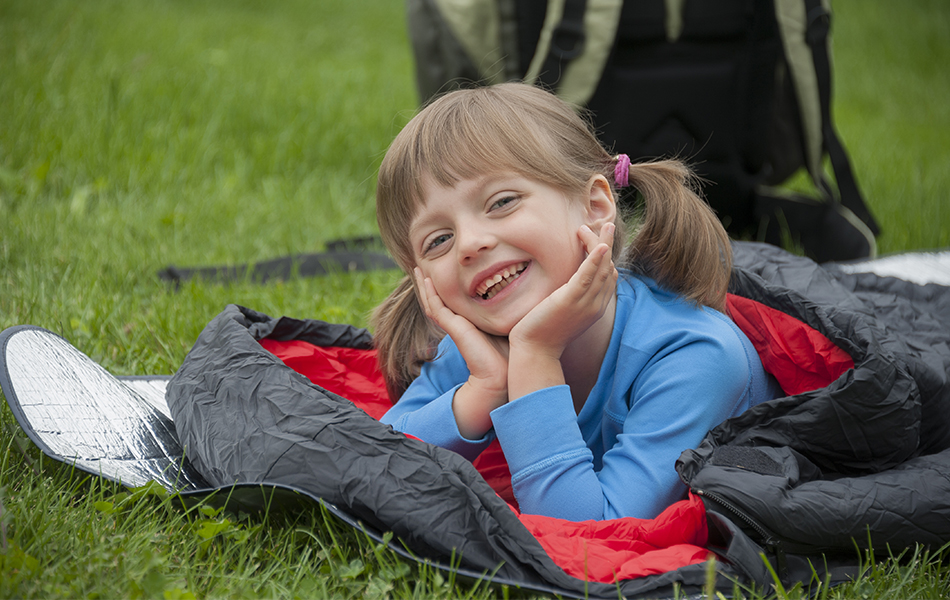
left=585, top=175, right=617, bottom=233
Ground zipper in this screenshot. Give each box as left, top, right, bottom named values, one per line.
left=693, top=488, right=781, bottom=551
left=695, top=487, right=791, bottom=582
left=693, top=488, right=832, bottom=557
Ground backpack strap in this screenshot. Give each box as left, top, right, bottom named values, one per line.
left=525, top=0, right=623, bottom=105
left=534, top=0, right=588, bottom=91
left=802, top=0, right=881, bottom=235
left=773, top=0, right=880, bottom=237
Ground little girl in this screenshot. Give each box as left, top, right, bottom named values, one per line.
left=372, top=83, right=782, bottom=521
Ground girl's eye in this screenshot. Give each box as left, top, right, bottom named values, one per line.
left=424, top=233, right=452, bottom=255
left=490, top=196, right=517, bottom=211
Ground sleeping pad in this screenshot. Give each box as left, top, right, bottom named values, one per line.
left=165, top=241, right=950, bottom=597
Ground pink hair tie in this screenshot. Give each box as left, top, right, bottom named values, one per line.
left=614, top=154, right=631, bottom=188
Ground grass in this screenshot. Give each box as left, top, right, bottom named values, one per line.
left=830, top=0, right=950, bottom=252
left=1, top=0, right=948, bottom=597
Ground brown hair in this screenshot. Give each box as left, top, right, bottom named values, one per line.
left=372, top=83, right=731, bottom=398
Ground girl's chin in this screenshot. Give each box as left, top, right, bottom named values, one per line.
left=468, top=314, right=516, bottom=338
left=472, top=302, right=536, bottom=337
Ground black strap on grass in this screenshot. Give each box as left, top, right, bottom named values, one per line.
left=158, top=236, right=397, bottom=288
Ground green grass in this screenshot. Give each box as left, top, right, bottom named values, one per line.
left=830, top=0, right=950, bottom=252
left=1, top=0, right=949, bottom=597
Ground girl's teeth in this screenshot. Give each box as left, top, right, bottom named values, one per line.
left=478, top=263, right=526, bottom=299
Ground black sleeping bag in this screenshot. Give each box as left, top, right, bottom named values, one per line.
left=678, top=242, right=950, bottom=555
left=165, top=241, right=950, bottom=596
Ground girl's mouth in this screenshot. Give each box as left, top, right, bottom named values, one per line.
left=475, top=262, right=528, bottom=300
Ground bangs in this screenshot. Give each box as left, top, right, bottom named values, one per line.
left=418, top=96, right=568, bottom=189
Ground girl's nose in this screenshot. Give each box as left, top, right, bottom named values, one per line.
left=456, top=224, right=495, bottom=264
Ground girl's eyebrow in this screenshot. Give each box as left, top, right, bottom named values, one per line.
left=408, top=219, right=433, bottom=244
left=407, top=207, right=446, bottom=249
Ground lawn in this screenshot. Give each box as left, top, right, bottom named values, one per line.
left=1, top=0, right=948, bottom=597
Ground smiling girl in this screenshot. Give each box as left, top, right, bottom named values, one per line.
left=372, top=83, right=782, bottom=521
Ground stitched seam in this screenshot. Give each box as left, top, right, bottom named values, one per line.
left=603, top=407, right=626, bottom=425
left=509, top=448, right=592, bottom=485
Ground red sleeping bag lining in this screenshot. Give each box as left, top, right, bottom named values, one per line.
left=259, top=294, right=853, bottom=583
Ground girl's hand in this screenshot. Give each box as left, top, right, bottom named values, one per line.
left=414, top=268, right=509, bottom=438
left=508, top=222, right=618, bottom=368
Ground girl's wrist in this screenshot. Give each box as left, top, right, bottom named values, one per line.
left=465, top=373, right=508, bottom=400
left=452, top=378, right=507, bottom=440
left=508, top=336, right=565, bottom=363
left=507, top=350, right=564, bottom=400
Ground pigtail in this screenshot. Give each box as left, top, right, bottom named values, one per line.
left=371, top=275, right=444, bottom=401
left=621, top=160, right=732, bottom=313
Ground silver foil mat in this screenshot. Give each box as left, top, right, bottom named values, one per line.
left=834, top=250, right=950, bottom=286
left=0, top=327, right=207, bottom=491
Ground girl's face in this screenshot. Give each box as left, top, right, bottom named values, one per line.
left=408, top=172, right=615, bottom=336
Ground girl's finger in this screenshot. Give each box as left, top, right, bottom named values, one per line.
left=578, top=224, right=598, bottom=254
left=418, top=270, right=471, bottom=340
left=578, top=222, right=616, bottom=256
left=593, top=224, right=616, bottom=279
left=424, top=277, right=445, bottom=313
left=600, top=222, right=616, bottom=248
left=581, top=240, right=616, bottom=299
left=413, top=267, right=432, bottom=315
left=415, top=267, right=450, bottom=322
left=571, top=241, right=610, bottom=293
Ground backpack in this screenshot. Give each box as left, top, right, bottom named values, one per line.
left=407, top=0, right=880, bottom=262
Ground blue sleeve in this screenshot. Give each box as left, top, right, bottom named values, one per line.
left=380, top=337, right=494, bottom=461
left=490, top=336, right=751, bottom=521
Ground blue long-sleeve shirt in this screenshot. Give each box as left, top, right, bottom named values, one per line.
left=382, top=273, right=782, bottom=520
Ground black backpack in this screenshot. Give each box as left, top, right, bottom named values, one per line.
left=407, top=0, right=880, bottom=262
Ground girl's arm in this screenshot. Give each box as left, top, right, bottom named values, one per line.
left=492, top=332, right=752, bottom=520
left=380, top=336, right=497, bottom=461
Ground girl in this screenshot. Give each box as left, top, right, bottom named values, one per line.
left=372, top=83, right=782, bottom=521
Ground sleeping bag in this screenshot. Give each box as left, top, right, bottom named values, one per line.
left=164, top=241, right=950, bottom=597
left=679, top=242, right=950, bottom=558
